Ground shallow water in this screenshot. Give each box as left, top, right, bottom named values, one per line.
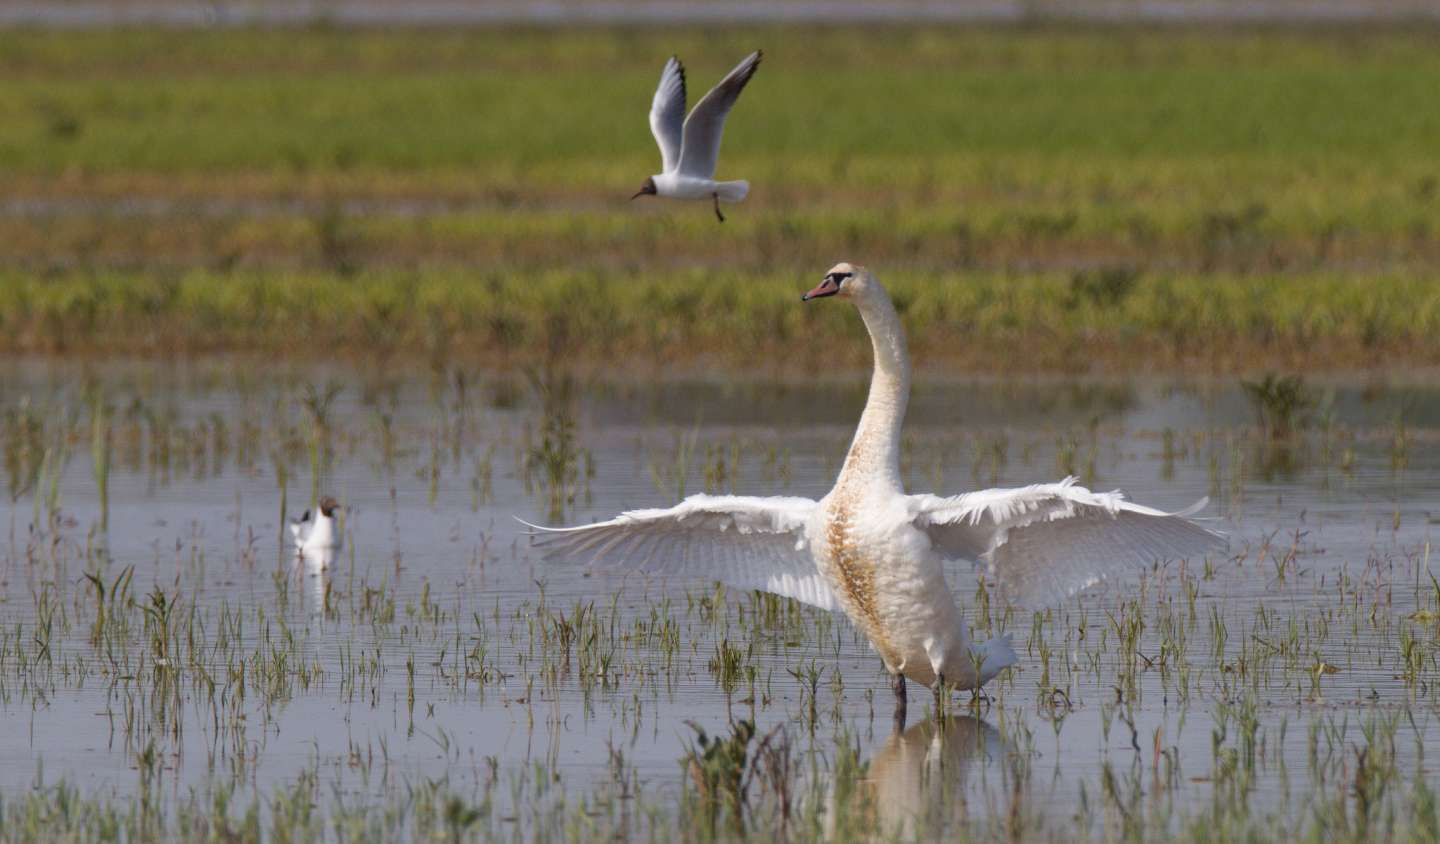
left=2, top=361, right=1438, bottom=837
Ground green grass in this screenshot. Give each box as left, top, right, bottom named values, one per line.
left=4, top=25, right=1440, bottom=370
left=5, top=28, right=1440, bottom=178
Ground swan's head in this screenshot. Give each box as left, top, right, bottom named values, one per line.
left=630, top=177, right=657, bottom=200
left=318, top=496, right=340, bottom=518
left=802, top=262, right=873, bottom=302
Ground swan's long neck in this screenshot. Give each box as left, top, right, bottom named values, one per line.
left=838, top=287, right=910, bottom=493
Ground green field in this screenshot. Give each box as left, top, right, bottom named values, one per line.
left=4, top=26, right=1440, bottom=371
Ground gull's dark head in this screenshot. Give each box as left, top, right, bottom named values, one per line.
left=319, top=496, right=340, bottom=518
left=631, top=177, right=657, bottom=200
left=802, top=262, right=862, bottom=302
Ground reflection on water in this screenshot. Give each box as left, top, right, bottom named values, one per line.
left=861, top=715, right=1007, bottom=838
left=297, top=546, right=336, bottom=614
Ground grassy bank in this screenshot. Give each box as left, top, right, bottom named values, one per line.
left=3, top=26, right=1440, bottom=371
left=6, top=268, right=1438, bottom=372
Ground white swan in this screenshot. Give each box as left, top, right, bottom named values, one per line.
left=630, top=51, right=761, bottom=222
left=528, top=263, right=1224, bottom=717
left=290, top=496, right=342, bottom=560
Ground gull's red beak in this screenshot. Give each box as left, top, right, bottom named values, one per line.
left=801, top=277, right=841, bottom=302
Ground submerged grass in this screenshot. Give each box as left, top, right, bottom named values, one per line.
left=3, top=368, right=1440, bottom=840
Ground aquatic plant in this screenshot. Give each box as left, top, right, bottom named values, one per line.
left=1242, top=373, right=1312, bottom=440
left=89, top=392, right=112, bottom=531
left=681, top=719, right=761, bottom=836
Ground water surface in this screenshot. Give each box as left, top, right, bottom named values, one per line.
left=2, top=361, right=1438, bottom=836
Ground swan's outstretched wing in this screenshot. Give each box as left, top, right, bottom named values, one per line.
left=909, top=477, right=1225, bottom=609
left=677, top=50, right=761, bottom=179
left=649, top=56, right=686, bottom=173
left=522, top=493, right=837, bottom=611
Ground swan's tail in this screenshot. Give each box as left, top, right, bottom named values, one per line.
left=976, top=633, right=1018, bottom=687
left=716, top=180, right=749, bottom=202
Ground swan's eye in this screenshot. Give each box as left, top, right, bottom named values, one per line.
left=827, top=271, right=852, bottom=286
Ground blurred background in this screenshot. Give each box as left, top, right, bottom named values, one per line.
left=3, top=2, right=1439, bottom=374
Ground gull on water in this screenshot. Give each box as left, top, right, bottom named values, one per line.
left=291, top=496, right=342, bottom=561
left=525, top=263, right=1226, bottom=724
left=631, top=50, right=762, bottom=222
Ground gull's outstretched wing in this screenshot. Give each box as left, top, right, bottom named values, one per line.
left=649, top=56, right=686, bottom=174
left=522, top=493, right=837, bottom=611
left=290, top=510, right=312, bottom=544
left=909, top=477, right=1225, bottom=609
left=677, top=50, right=761, bottom=179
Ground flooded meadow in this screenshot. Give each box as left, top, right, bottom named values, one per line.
left=2, top=361, right=1439, bottom=840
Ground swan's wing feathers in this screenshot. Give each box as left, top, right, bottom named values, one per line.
left=977, top=503, right=1225, bottom=608
left=525, top=493, right=837, bottom=611
left=649, top=56, right=686, bottom=173
left=911, top=478, right=1225, bottom=608
left=678, top=50, right=761, bottom=179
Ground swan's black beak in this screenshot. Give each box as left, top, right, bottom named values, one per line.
left=801, top=276, right=841, bottom=302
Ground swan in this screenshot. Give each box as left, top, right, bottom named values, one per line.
left=291, top=496, right=342, bottom=560
left=630, top=51, right=761, bottom=222
left=527, top=263, right=1224, bottom=720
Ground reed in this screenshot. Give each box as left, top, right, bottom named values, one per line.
left=89, top=392, right=112, bottom=532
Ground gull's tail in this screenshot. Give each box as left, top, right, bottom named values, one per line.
left=716, top=180, right=749, bottom=202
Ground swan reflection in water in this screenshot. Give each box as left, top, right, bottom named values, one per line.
left=834, top=715, right=1009, bottom=839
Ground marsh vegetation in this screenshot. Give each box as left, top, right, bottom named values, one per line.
left=2, top=363, right=1440, bottom=840
left=2, top=27, right=1440, bottom=370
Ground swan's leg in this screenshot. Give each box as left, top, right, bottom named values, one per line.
left=712, top=193, right=725, bottom=223
left=890, top=672, right=907, bottom=729
left=933, top=673, right=946, bottom=720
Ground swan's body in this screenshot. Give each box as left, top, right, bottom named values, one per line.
left=291, top=496, right=342, bottom=560
left=631, top=51, right=760, bottom=221
left=528, top=264, right=1224, bottom=712
left=805, top=270, right=1001, bottom=689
